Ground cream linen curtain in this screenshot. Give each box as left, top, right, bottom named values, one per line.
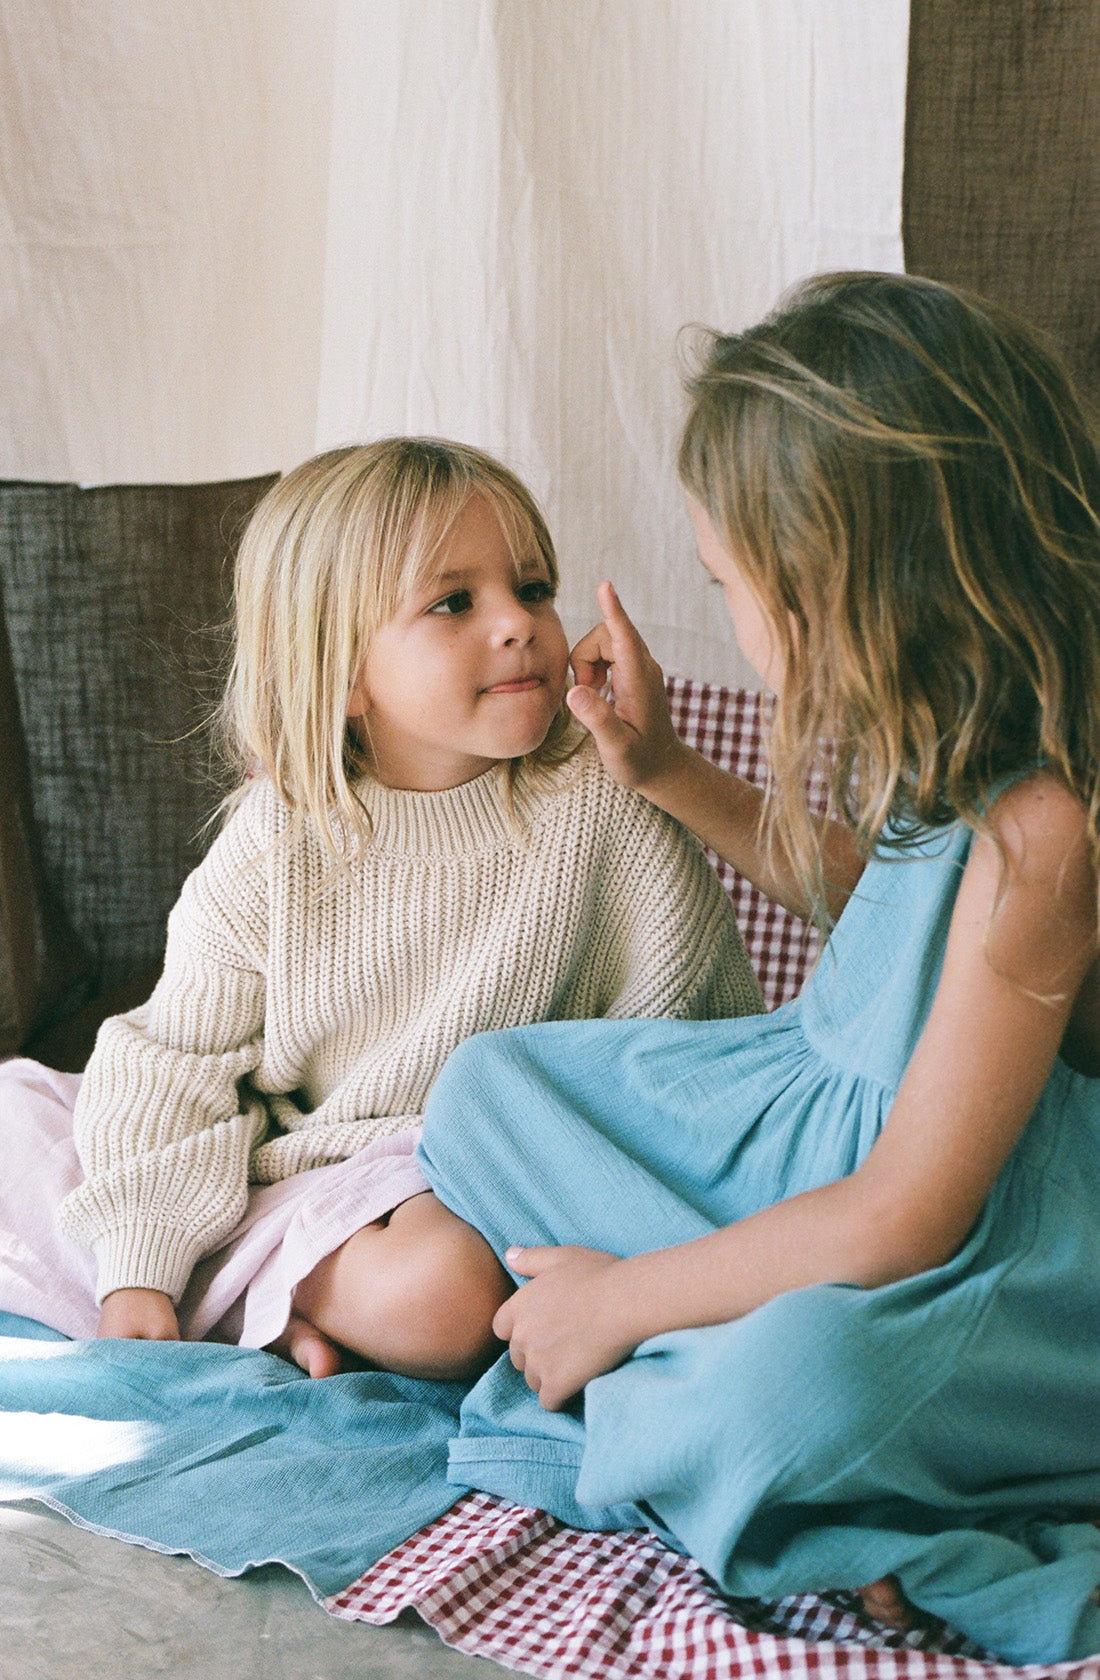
left=1, top=1, right=908, bottom=685
left=0, top=1, right=335, bottom=486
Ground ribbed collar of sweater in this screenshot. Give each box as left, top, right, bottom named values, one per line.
left=352, top=740, right=591, bottom=858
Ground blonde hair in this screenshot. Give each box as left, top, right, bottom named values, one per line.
left=679, top=271, right=1100, bottom=926
left=220, top=437, right=577, bottom=862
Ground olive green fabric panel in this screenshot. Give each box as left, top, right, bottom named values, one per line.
left=904, top=0, right=1100, bottom=414
left=0, top=475, right=277, bottom=1005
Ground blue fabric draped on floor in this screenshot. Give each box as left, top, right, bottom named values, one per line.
left=0, top=1309, right=466, bottom=1597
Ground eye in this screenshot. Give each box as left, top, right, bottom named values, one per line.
left=516, top=578, right=555, bottom=604
left=427, top=589, right=472, bottom=615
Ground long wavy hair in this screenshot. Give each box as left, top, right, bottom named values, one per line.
left=219, top=437, right=578, bottom=862
left=678, top=271, right=1100, bottom=928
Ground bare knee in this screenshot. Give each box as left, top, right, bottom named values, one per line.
left=294, top=1193, right=511, bottom=1382
left=380, top=1194, right=512, bottom=1378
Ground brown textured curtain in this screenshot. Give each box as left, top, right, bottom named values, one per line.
left=0, top=580, right=88, bottom=1054
left=0, top=476, right=277, bottom=1001
left=903, top=0, right=1100, bottom=416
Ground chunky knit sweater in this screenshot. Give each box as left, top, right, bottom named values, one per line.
left=58, top=740, right=762, bottom=1304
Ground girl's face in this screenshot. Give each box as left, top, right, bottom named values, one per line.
left=347, top=493, right=570, bottom=790
left=689, top=500, right=785, bottom=693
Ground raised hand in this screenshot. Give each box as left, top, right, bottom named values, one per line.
left=567, top=581, right=687, bottom=796
left=97, top=1286, right=180, bottom=1343
left=492, top=1243, right=638, bottom=1411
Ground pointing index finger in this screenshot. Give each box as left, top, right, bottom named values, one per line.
left=597, top=580, right=648, bottom=654
left=595, top=580, right=652, bottom=688
left=596, top=579, right=626, bottom=632
left=571, top=582, right=646, bottom=690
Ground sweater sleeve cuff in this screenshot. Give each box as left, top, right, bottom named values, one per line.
left=91, top=1225, right=207, bottom=1307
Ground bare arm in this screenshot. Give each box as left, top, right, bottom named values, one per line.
left=497, top=772, right=1100, bottom=1408
left=568, top=581, right=864, bottom=922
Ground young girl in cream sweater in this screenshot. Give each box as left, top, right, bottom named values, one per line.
left=1, top=438, right=759, bottom=1380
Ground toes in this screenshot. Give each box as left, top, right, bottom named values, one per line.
left=268, top=1314, right=344, bottom=1379
left=298, top=1331, right=344, bottom=1379
left=857, top=1575, right=912, bottom=1631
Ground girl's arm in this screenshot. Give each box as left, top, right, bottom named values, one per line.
left=497, top=770, right=1100, bottom=1409
left=568, top=581, right=864, bottom=922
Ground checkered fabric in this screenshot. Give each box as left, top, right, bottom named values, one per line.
left=321, top=683, right=1095, bottom=1677
left=327, top=1490, right=1051, bottom=1678
left=664, top=676, right=823, bottom=1011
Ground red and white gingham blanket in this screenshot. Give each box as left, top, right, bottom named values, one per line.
left=327, top=1490, right=1051, bottom=1679
left=325, top=679, right=1100, bottom=1679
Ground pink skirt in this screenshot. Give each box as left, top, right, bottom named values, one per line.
left=0, top=1057, right=431, bottom=1349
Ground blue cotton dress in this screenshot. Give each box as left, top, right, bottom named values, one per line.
left=419, top=803, right=1100, bottom=1665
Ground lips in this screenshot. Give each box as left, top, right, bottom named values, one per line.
left=483, top=676, right=544, bottom=694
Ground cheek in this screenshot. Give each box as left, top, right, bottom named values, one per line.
left=723, top=590, right=775, bottom=678
left=545, top=617, right=570, bottom=675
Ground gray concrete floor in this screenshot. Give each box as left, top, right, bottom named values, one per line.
left=0, top=1500, right=500, bottom=1680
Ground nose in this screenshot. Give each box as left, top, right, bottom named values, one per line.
left=490, top=594, right=537, bottom=647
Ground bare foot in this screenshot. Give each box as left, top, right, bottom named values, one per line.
left=268, top=1312, right=345, bottom=1379
left=857, top=1574, right=913, bottom=1632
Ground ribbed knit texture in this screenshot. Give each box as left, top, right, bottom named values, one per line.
left=57, top=741, right=761, bottom=1304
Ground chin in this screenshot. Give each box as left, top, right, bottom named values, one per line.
left=493, top=737, right=544, bottom=763
left=491, top=709, right=559, bottom=762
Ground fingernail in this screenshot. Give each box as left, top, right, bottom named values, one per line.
left=568, top=688, right=591, bottom=713
left=505, top=1246, right=523, bottom=1263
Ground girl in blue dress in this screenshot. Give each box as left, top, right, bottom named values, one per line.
left=419, top=272, right=1100, bottom=1664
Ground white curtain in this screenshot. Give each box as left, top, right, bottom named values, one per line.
left=0, top=1, right=335, bottom=485
left=1, top=0, right=908, bottom=686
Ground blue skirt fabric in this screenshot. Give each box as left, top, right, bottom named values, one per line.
left=419, top=817, right=1100, bottom=1664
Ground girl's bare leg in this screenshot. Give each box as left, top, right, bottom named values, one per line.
left=274, top=1191, right=512, bottom=1381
